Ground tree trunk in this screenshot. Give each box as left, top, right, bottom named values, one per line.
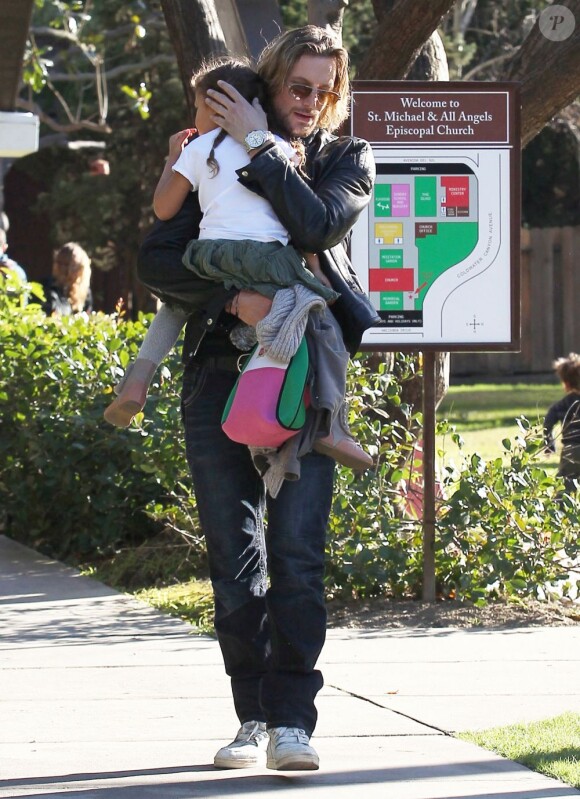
left=504, top=0, right=580, bottom=146
left=160, top=0, right=228, bottom=121
left=406, top=30, right=449, bottom=81
left=359, top=0, right=456, bottom=79
left=308, top=0, right=349, bottom=42
left=227, top=0, right=284, bottom=62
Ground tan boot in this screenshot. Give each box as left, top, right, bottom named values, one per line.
left=313, top=403, right=374, bottom=472
left=103, top=358, right=157, bottom=428
left=313, top=432, right=374, bottom=471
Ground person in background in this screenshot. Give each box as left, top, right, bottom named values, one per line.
left=0, top=228, right=27, bottom=283
left=544, top=352, right=580, bottom=493
left=41, top=242, right=93, bottom=316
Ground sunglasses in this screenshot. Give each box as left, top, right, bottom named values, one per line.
left=286, top=83, right=341, bottom=105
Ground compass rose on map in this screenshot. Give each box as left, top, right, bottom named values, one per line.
left=467, top=315, right=484, bottom=333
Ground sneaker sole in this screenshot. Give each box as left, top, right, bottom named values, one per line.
left=214, top=753, right=266, bottom=769
left=267, top=754, right=319, bottom=771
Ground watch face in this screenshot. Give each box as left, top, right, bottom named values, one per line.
left=246, top=130, right=268, bottom=149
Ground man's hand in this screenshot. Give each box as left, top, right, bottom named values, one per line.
left=204, top=81, right=268, bottom=146
left=227, top=290, right=272, bottom=327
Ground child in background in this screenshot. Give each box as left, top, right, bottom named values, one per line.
left=544, top=352, right=580, bottom=493
left=42, top=242, right=92, bottom=316
left=104, top=58, right=372, bottom=472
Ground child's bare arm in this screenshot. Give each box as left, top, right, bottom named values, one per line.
left=303, top=251, right=333, bottom=291
left=153, top=129, right=195, bottom=220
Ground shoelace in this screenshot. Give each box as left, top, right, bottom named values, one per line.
left=274, top=726, right=309, bottom=744
left=237, top=721, right=268, bottom=743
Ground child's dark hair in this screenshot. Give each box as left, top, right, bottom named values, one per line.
left=191, top=57, right=306, bottom=174
left=192, top=58, right=271, bottom=176
left=553, top=353, right=580, bottom=391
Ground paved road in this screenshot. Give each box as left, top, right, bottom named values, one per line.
left=2, top=534, right=580, bottom=798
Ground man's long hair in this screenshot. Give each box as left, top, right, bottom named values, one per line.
left=257, top=25, right=350, bottom=133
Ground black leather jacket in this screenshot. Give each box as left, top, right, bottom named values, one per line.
left=138, top=129, right=380, bottom=361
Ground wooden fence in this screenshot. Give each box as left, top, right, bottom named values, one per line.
left=452, top=225, right=580, bottom=377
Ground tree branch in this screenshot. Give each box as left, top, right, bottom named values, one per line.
left=308, top=0, right=349, bottom=42
left=31, top=18, right=167, bottom=43
left=454, top=0, right=478, bottom=37
left=358, top=0, right=456, bottom=79
left=44, top=54, right=176, bottom=83
left=503, top=0, right=580, bottom=145
left=30, top=26, right=79, bottom=43
left=462, top=50, right=515, bottom=81
left=15, top=97, right=112, bottom=135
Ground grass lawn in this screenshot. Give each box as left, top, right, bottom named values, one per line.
left=459, top=713, right=580, bottom=789
left=135, top=578, right=215, bottom=634
left=437, top=381, right=562, bottom=471
left=444, top=383, right=577, bottom=789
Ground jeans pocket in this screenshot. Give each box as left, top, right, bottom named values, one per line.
left=181, top=365, right=208, bottom=423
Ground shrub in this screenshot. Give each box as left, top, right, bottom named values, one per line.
left=325, top=352, right=423, bottom=599
left=435, top=418, right=580, bottom=603
left=0, top=273, right=198, bottom=561
left=3, top=275, right=578, bottom=606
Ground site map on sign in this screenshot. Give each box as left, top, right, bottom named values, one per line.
left=350, top=148, right=512, bottom=347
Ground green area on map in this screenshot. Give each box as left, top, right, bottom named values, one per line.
left=380, top=249, right=404, bottom=268
left=415, top=222, right=478, bottom=309
left=380, top=293, right=403, bottom=310
left=414, top=176, right=437, bottom=217
left=374, top=184, right=391, bottom=217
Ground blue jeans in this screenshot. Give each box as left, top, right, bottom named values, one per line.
left=181, top=362, right=335, bottom=736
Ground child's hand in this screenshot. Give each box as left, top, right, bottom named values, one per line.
left=168, top=129, right=196, bottom=160
left=304, top=252, right=333, bottom=291
left=227, top=290, right=272, bottom=326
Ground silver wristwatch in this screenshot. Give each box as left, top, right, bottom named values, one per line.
left=244, top=129, right=274, bottom=153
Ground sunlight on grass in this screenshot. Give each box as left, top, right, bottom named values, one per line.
left=437, top=382, right=562, bottom=469
left=459, top=713, right=580, bottom=789
left=439, top=383, right=560, bottom=426
left=437, top=424, right=559, bottom=471
left=135, top=579, right=215, bottom=635
left=439, top=382, right=561, bottom=424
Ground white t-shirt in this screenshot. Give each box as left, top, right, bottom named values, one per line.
left=173, top=132, right=297, bottom=244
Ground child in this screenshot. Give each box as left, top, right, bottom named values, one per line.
left=104, top=58, right=371, bottom=472
left=42, top=242, right=92, bottom=316
left=544, top=352, right=580, bottom=493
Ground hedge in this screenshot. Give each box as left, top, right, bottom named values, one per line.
left=2, top=273, right=579, bottom=603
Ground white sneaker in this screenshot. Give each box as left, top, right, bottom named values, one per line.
left=213, top=721, right=269, bottom=769
left=266, top=726, right=320, bottom=770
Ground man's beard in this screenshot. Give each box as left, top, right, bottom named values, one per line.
left=277, top=108, right=318, bottom=139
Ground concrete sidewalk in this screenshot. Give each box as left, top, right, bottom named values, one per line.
left=2, top=533, right=580, bottom=798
